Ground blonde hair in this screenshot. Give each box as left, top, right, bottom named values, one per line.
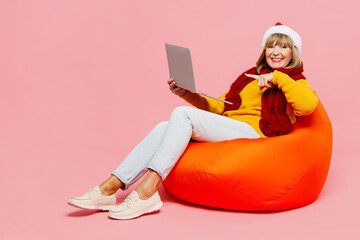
left=256, top=33, right=301, bottom=74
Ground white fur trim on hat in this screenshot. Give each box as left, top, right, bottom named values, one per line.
left=262, top=22, right=302, bottom=55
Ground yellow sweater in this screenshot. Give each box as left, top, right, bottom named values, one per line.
left=181, top=70, right=319, bottom=138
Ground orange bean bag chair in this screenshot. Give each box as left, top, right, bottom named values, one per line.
left=162, top=102, right=332, bottom=211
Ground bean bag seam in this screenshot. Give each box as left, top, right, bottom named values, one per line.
left=268, top=138, right=327, bottom=208
left=265, top=164, right=313, bottom=207
left=210, top=141, right=233, bottom=170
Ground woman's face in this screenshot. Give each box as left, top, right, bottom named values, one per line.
left=265, top=44, right=292, bottom=69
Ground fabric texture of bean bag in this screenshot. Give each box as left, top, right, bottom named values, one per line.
left=162, top=101, right=332, bottom=211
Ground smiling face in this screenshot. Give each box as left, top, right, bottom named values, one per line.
left=256, top=33, right=302, bottom=73
left=265, top=44, right=292, bottom=69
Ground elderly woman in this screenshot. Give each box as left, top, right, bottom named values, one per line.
left=68, top=23, right=318, bottom=220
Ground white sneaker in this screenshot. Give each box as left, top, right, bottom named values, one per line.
left=108, top=191, right=163, bottom=220
left=68, top=186, right=116, bottom=211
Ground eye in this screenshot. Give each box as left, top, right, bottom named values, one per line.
left=281, top=45, right=288, bottom=49
left=267, top=46, right=274, bottom=49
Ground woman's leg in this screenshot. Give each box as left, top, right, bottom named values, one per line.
left=68, top=122, right=170, bottom=210
left=108, top=106, right=260, bottom=219
left=135, top=170, right=162, bottom=200
left=134, top=106, right=260, bottom=199
left=99, top=175, right=123, bottom=196
left=105, top=106, right=259, bottom=197
left=147, top=106, right=260, bottom=181
left=98, top=170, right=161, bottom=197
left=109, top=121, right=169, bottom=190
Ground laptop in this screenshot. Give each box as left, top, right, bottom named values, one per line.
left=165, top=43, right=233, bottom=105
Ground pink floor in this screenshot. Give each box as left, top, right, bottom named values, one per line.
left=1, top=1, right=359, bottom=239
left=2, top=147, right=359, bottom=240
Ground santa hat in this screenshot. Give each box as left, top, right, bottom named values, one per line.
left=262, top=22, right=302, bottom=55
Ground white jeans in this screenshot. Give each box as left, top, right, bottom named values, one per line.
left=112, top=106, right=260, bottom=189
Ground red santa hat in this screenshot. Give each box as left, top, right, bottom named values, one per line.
left=262, top=22, right=302, bottom=55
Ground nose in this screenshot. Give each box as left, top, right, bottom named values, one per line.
left=273, top=47, right=281, bottom=55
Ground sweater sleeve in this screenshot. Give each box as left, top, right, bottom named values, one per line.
left=180, top=91, right=226, bottom=114
left=272, top=70, right=319, bottom=116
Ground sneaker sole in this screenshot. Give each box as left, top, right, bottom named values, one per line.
left=108, top=201, right=163, bottom=220
left=68, top=200, right=116, bottom=211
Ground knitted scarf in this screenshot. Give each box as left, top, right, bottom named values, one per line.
left=224, top=64, right=305, bottom=137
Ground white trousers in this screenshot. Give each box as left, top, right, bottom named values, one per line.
left=112, top=106, right=260, bottom=189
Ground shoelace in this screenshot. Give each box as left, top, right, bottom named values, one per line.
left=87, top=188, right=98, bottom=198
left=122, top=193, right=138, bottom=209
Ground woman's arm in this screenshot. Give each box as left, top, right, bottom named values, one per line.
left=181, top=91, right=226, bottom=114
left=167, top=78, right=225, bottom=114
left=179, top=91, right=209, bottom=110
left=272, top=71, right=319, bottom=116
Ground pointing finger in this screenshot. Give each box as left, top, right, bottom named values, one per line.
left=245, top=74, right=259, bottom=80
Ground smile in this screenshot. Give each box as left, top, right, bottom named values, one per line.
left=271, top=58, right=283, bottom=63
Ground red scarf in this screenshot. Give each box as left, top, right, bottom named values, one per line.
left=224, top=64, right=306, bottom=137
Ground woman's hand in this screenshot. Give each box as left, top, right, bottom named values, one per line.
left=245, top=73, right=274, bottom=90
left=167, top=78, right=188, bottom=96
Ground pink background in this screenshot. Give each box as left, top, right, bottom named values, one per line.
left=1, top=0, right=359, bottom=239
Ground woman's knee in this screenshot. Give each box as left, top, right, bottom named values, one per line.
left=171, top=106, right=193, bottom=118
left=153, top=121, right=168, bottom=132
